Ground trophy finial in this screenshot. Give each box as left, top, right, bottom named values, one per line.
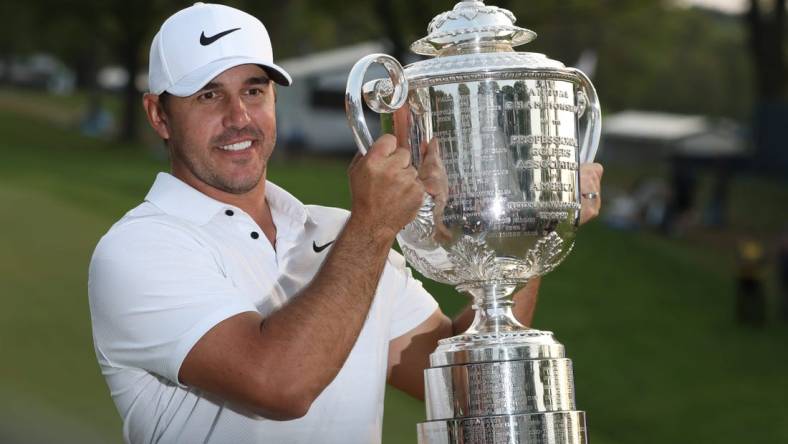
left=411, top=1, right=536, bottom=56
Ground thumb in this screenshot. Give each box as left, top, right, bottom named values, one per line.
left=348, top=151, right=363, bottom=170
left=368, top=134, right=397, bottom=159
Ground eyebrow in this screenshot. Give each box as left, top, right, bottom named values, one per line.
left=245, top=76, right=270, bottom=86
left=198, top=76, right=270, bottom=93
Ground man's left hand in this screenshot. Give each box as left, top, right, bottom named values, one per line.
left=579, top=163, right=604, bottom=225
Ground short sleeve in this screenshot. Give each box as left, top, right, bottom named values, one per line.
left=88, top=220, right=258, bottom=385
left=384, top=249, right=440, bottom=340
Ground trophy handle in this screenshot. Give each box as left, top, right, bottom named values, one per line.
left=345, top=54, right=409, bottom=155
left=568, top=68, right=602, bottom=163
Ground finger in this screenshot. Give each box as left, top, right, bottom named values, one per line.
left=425, top=138, right=441, bottom=160
left=579, top=163, right=603, bottom=185
left=579, top=163, right=602, bottom=195
left=349, top=152, right=363, bottom=168
left=419, top=137, right=440, bottom=161
left=579, top=193, right=601, bottom=224
left=578, top=163, right=603, bottom=225
left=368, top=134, right=398, bottom=158
left=389, top=146, right=412, bottom=169
left=418, top=140, right=428, bottom=162
left=406, top=165, right=419, bottom=181
left=418, top=140, right=445, bottom=180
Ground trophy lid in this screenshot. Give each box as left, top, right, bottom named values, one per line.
left=411, top=1, right=536, bottom=56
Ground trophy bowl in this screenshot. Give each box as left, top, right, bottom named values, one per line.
left=346, top=1, right=601, bottom=443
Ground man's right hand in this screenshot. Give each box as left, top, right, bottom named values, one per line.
left=347, top=134, right=425, bottom=240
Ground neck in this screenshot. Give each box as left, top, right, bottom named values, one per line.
left=174, top=169, right=277, bottom=246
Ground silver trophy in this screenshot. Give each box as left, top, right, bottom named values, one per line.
left=345, top=1, right=601, bottom=443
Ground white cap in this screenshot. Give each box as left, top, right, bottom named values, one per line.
left=148, top=2, right=292, bottom=97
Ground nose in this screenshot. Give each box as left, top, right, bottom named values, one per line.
left=223, top=96, right=252, bottom=129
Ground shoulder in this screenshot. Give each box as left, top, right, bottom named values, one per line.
left=304, top=205, right=408, bottom=270
left=94, top=202, right=207, bottom=256
left=90, top=203, right=220, bottom=282
left=88, top=203, right=229, bottom=316
left=304, top=204, right=351, bottom=238
left=305, top=204, right=350, bottom=225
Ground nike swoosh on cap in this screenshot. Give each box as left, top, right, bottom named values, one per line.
left=200, top=27, right=241, bottom=46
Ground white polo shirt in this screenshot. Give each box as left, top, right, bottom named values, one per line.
left=88, top=173, right=438, bottom=444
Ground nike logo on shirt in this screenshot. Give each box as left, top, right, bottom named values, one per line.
left=312, top=240, right=335, bottom=253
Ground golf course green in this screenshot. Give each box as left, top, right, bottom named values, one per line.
left=1, top=90, right=786, bottom=443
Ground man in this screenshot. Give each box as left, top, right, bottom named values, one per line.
left=88, top=3, right=603, bottom=444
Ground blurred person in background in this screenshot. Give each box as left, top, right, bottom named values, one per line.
left=735, top=238, right=766, bottom=326
left=88, top=3, right=604, bottom=444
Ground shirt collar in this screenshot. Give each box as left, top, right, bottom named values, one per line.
left=145, top=172, right=310, bottom=226
left=265, top=181, right=309, bottom=228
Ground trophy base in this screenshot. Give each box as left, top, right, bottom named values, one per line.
left=417, top=411, right=588, bottom=444
left=419, top=329, right=587, bottom=444
left=429, top=328, right=565, bottom=367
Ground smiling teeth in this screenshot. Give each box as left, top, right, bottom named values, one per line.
left=220, top=141, right=252, bottom=151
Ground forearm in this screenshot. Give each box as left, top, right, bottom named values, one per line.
left=179, top=215, right=398, bottom=419
left=181, top=137, right=428, bottom=418
left=451, top=277, right=542, bottom=334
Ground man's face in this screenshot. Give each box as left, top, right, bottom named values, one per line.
left=160, top=64, right=276, bottom=195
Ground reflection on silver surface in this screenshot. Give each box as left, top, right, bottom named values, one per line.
left=418, top=411, right=588, bottom=444
left=425, top=358, right=576, bottom=420
left=345, top=1, right=602, bottom=443
left=396, top=75, right=583, bottom=289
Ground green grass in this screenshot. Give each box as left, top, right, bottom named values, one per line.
left=1, top=94, right=787, bottom=443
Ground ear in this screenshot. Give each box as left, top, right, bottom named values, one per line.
left=142, top=93, right=171, bottom=141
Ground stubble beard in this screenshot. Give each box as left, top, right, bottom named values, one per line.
left=170, top=133, right=273, bottom=195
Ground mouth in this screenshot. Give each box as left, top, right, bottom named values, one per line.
left=218, top=140, right=254, bottom=152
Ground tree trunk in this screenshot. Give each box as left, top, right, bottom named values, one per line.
left=374, top=0, right=408, bottom=62
left=747, top=0, right=788, bottom=174
left=747, top=0, right=787, bottom=100
left=113, top=0, right=151, bottom=143
left=120, top=37, right=141, bottom=142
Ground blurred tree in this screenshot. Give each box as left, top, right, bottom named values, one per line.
left=38, top=0, right=104, bottom=90
left=103, top=0, right=159, bottom=142
left=0, top=3, right=39, bottom=84
left=299, top=0, right=752, bottom=118
left=746, top=0, right=787, bottom=173
left=746, top=0, right=786, bottom=100
left=6, top=0, right=762, bottom=139
left=18, top=0, right=179, bottom=141
left=97, top=0, right=223, bottom=142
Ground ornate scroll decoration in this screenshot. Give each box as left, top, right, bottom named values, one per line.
left=496, top=232, right=572, bottom=281
left=401, top=235, right=501, bottom=285
left=446, top=235, right=498, bottom=282
left=428, top=2, right=517, bottom=33
left=401, top=245, right=458, bottom=284
left=401, top=197, right=436, bottom=243
left=522, top=232, right=566, bottom=275
left=402, top=232, right=572, bottom=286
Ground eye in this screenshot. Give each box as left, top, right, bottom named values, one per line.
left=198, top=90, right=218, bottom=101
left=247, top=82, right=269, bottom=96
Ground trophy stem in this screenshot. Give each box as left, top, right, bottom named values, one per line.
left=460, top=282, right=527, bottom=335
